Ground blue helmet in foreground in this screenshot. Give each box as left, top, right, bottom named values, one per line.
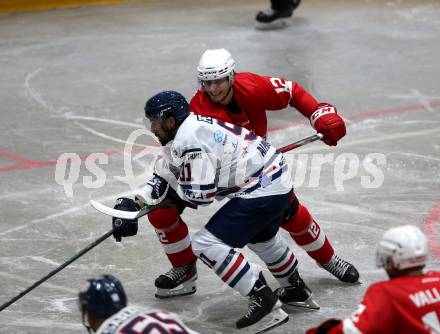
left=144, top=90, right=190, bottom=124
left=78, top=274, right=127, bottom=320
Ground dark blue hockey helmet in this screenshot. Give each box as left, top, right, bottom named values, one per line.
left=78, top=274, right=127, bottom=320
left=144, top=90, right=190, bottom=124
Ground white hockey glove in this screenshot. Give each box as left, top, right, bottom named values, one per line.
left=136, top=173, right=170, bottom=206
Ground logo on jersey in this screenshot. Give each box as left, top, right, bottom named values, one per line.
left=232, top=140, right=238, bottom=152
left=214, top=130, right=224, bottom=143
left=259, top=174, right=271, bottom=188
left=241, top=145, right=248, bottom=157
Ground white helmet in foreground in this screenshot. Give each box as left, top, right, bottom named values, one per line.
left=197, top=48, right=235, bottom=82
left=376, top=225, right=428, bottom=271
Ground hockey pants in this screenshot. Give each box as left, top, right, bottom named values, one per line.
left=147, top=192, right=334, bottom=268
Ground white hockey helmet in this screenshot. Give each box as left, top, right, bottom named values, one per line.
left=197, top=48, right=236, bottom=82
left=376, top=225, right=428, bottom=270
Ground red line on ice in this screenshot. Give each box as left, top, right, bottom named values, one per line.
left=0, top=147, right=154, bottom=173
left=1, top=100, right=439, bottom=173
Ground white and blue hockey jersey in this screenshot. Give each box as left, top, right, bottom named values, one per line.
left=96, top=305, right=198, bottom=334
left=160, top=114, right=292, bottom=206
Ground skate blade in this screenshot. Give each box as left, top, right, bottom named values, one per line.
left=255, top=19, right=288, bottom=30
left=282, top=296, right=320, bottom=311
left=332, top=277, right=363, bottom=285
left=155, top=281, right=196, bottom=299
left=240, top=302, right=289, bottom=333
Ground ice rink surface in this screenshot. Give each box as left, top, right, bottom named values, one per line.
left=0, top=0, right=439, bottom=332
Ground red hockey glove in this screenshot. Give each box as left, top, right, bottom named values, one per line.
left=310, top=103, right=346, bottom=146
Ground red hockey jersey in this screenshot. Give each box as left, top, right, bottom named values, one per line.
left=309, top=271, right=440, bottom=334
left=189, top=72, right=318, bottom=137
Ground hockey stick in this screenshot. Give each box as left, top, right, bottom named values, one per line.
left=90, top=133, right=324, bottom=220
left=278, top=133, right=323, bottom=153
left=90, top=199, right=154, bottom=220
left=0, top=229, right=113, bottom=312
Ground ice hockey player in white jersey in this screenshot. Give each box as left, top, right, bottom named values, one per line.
left=149, top=103, right=292, bottom=206
left=78, top=274, right=199, bottom=334
left=111, top=90, right=319, bottom=332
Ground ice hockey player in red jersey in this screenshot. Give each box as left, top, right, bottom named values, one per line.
left=307, top=225, right=440, bottom=334
left=139, top=48, right=359, bottom=301
left=78, top=274, right=199, bottom=334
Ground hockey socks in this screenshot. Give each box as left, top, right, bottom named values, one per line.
left=147, top=207, right=196, bottom=267
left=282, top=202, right=334, bottom=264
left=249, top=234, right=298, bottom=288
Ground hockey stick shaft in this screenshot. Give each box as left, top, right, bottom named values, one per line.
left=278, top=133, right=323, bottom=153
left=0, top=229, right=114, bottom=312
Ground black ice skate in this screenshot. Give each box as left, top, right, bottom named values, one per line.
left=154, top=261, right=197, bottom=299
left=255, top=0, right=301, bottom=29
left=275, top=270, right=320, bottom=310
left=236, top=273, right=289, bottom=333
left=320, top=254, right=360, bottom=284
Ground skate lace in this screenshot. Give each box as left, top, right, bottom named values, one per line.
left=164, top=265, right=189, bottom=281
left=244, top=296, right=262, bottom=319
left=324, top=255, right=349, bottom=278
